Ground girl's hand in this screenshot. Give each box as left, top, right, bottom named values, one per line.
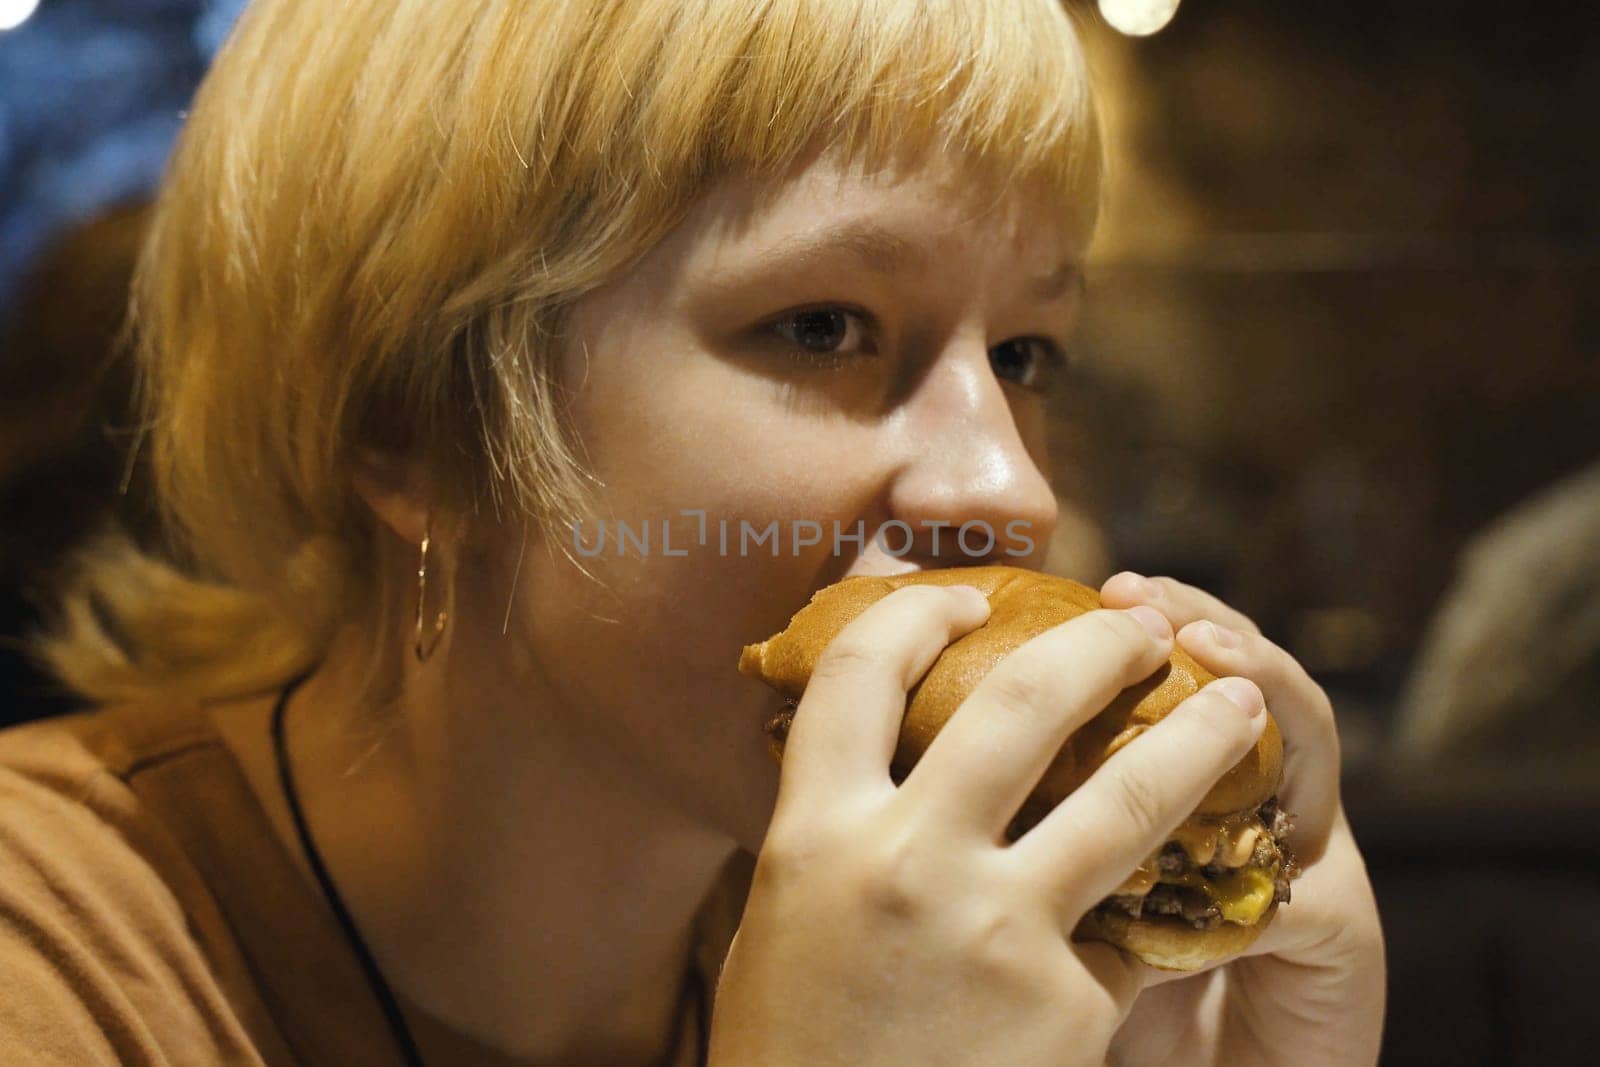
left=710, top=582, right=1272, bottom=1067
left=1099, top=573, right=1387, bottom=1067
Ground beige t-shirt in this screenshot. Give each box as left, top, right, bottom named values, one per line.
left=0, top=698, right=753, bottom=1065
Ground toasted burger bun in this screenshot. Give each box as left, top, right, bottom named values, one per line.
left=738, top=564, right=1291, bottom=971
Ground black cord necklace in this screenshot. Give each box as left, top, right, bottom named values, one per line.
left=271, top=670, right=426, bottom=1065
left=268, top=673, right=709, bottom=1066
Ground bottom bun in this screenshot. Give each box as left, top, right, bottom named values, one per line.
left=1074, top=901, right=1278, bottom=972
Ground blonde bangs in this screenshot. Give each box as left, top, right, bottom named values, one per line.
left=697, top=0, right=1101, bottom=221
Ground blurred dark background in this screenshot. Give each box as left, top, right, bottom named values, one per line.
left=1053, top=4, right=1600, bottom=1063
left=2, top=1, right=1597, bottom=1063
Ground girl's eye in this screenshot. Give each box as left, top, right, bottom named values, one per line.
left=763, top=308, right=1065, bottom=387
left=768, top=307, right=873, bottom=362
left=989, top=337, right=1064, bottom=390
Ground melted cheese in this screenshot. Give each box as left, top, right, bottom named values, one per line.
left=1168, top=866, right=1278, bottom=925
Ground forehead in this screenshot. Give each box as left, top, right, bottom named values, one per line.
left=683, top=145, right=1076, bottom=266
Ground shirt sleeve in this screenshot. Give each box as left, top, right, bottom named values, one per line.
left=0, top=762, right=266, bottom=1066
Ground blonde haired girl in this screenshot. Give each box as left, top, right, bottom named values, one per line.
left=1, top=1, right=1383, bottom=1063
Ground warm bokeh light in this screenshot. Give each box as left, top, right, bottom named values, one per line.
left=1098, top=0, right=1181, bottom=37
left=0, top=0, right=40, bottom=33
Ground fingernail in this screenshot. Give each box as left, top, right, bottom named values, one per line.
left=1125, top=605, right=1172, bottom=640
left=1214, top=677, right=1264, bottom=718
left=1205, top=621, right=1242, bottom=649
left=949, top=584, right=989, bottom=606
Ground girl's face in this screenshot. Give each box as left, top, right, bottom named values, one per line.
left=459, top=145, right=1086, bottom=853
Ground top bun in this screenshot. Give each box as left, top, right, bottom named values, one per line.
left=739, top=564, right=1282, bottom=818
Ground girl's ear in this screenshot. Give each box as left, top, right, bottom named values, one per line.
left=352, top=446, right=432, bottom=546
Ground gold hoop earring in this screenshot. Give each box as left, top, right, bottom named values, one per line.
left=414, top=530, right=448, bottom=662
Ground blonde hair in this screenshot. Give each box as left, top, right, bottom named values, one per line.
left=37, top=0, right=1103, bottom=711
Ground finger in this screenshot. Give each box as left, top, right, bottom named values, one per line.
left=776, top=584, right=991, bottom=806
left=1101, top=572, right=1262, bottom=637
left=1010, top=677, right=1269, bottom=919
left=1074, top=940, right=1147, bottom=1017
left=1108, top=974, right=1224, bottom=1060
left=893, top=606, right=1176, bottom=838
left=1176, top=618, right=1340, bottom=857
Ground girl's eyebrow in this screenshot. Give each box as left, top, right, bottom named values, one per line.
left=1026, top=262, right=1084, bottom=304
left=715, top=219, right=1082, bottom=303
left=733, top=220, right=923, bottom=278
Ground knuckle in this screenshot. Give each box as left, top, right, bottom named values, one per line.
left=1222, top=622, right=1259, bottom=651
left=1106, top=760, right=1167, bottom=839
left=1085, top=608, right=1155, bottom=652
left=1145, top=574, right=1190, bottom=612
left=854, top=825, right=931, bottom=920
left=962, top=903, right=1043, bottom=986
left=981, top=665, right=1054, bottom=724
left=1188, top=694, right=1256, bottom=752
left=810, top=635, right=879, bottom=684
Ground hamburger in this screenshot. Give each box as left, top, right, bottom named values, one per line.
left=737, top=564, right=1298, bottom=971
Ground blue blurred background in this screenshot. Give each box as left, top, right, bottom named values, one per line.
left=0, top=0, right=246, bottom=313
